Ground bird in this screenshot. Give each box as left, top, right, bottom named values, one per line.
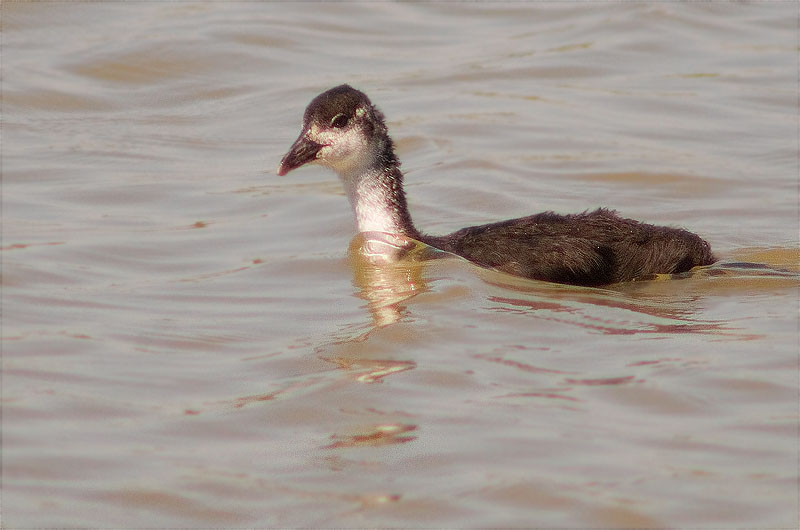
left=277, top=84, right=716, bottom=287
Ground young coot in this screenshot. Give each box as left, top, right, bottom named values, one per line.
left=277, top=84, right=715, bottom=286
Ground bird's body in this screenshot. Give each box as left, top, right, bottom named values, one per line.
left=420, top=209, right=712, bottom=286
left=277, top=84, right=715, bottom=286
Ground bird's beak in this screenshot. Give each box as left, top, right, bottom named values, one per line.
left=277, top=130, right=323, bottom=176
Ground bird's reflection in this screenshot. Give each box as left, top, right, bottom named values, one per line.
left=315, top=233, right=443, bottom=385
left=347, top=232, right=442, bottom=331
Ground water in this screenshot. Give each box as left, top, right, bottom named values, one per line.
left=3, top=2, right=798, bottom=527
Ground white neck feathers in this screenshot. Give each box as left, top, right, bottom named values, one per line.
left=340, top=166, right=407, bottom=234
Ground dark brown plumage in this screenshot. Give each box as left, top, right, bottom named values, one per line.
left=421, top=209, right=714, bottom=286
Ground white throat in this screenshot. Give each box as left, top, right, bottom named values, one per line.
left=340, top=166, right=406, bottom=234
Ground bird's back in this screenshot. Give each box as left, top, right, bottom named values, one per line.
left=420, top=208, right=715, bottom=286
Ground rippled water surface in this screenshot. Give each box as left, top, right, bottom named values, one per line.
left=3, top=2, right=798, bottom=527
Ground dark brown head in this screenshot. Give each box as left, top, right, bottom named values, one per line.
left=277, top=84, right=391, bottom=177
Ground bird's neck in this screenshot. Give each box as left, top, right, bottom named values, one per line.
left=337, top=140, right=420, bottom=239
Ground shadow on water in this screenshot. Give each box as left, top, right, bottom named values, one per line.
left=480, top=258, right=799, bottom=340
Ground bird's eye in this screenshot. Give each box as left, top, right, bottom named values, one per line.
left=330, top=113, right=349, bottom=129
